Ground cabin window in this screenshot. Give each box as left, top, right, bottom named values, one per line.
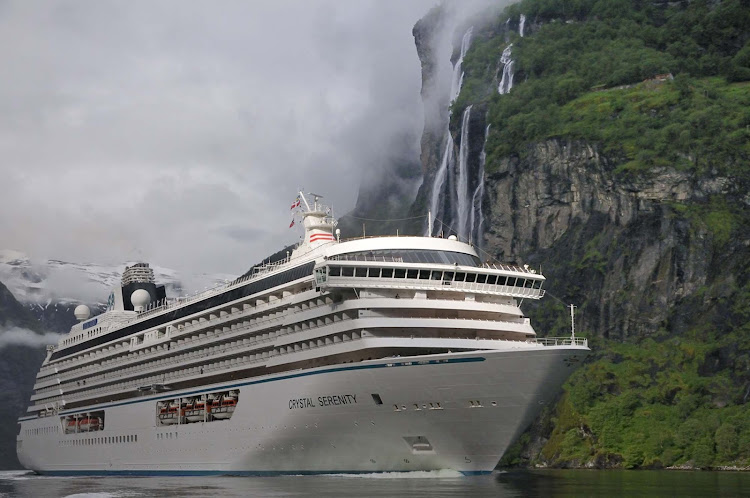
left=516, top=279, right=526, bottom=287
left=506, top=277, right=516, bottom=287
left=329, top=266, right=341, bottom=277
left=443, top=271, right=454, bottom=281
left=465, top=273, right=476, bottom=283
left=431, top=271, right=443, bottom=280
left=497, top=276, right=507, bottom=286
left=455, top=272, right=466, bottom=282
left=342, top=267, right=354, bottom=277
left=476, top=274, right=487, bottom=284
left=394, top=269, right=406, bottom=278
left=355, top=267, right=367, bottom=277
left=487, top=275, right=497, bottom=285
left=407, top=269, right=418, bottom=279
left=524, top=279, right=534, bottom=288
left=418, top=270, right=430, bottom=280
left=533, top=280, right=543, bottom=289
left=368, top=268, right=380, bottom=277
left=381, top=268, right=393, bottom=278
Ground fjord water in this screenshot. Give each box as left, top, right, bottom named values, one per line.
left=1, top=470, right=748, bottom=497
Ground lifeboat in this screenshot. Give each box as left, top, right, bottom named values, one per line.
left=64, top=418, right=78, bottom=434
left=78, top=417, right=100, bottom=432
left=157, top=401, right=181, bottom=425
left=210, top=392, right=237, bottom=420
left=184, top=398, right=205, bottom=423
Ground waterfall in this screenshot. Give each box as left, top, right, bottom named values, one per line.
left=455, top=105, right=473, bottom=240
left=497, top=44, right=514, bottom=95
left=449, top=27, right=474, bottom=103
left=519, top=14, right=526, bottom=37
left=469, top=124, right=489, bottom=248
left=428, top=136, right=454, bottom=230
left=426, top=26, right=474, bottom=236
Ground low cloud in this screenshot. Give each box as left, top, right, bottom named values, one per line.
left=0, top=327, right=60, bottom=350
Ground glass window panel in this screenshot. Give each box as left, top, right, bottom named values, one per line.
left=443, top=271, right=454, bottom=281
left=418, top=270, right=430, bottom=280
left=368, top=268, right=380, bottom=277
left=455, top=272, right=465, bottom=282
left=329, top=267, right=341, bottom=277
left=431, top=271, right=443, bottom=280
left=506, top=277, right=516, bottom=287
left=465, top=273, right=476, bottom=283
left=355, top=267, right=367, bottom=277
left=524, top=279, right=534, bottom=288
left=394, top=269, right=406, bottom=278
left=382, top=268, right=393, bottom=278
left=476, top=274, right=487, bottom=284
left=342, top=267, right=354, bottom=277
left=407, top=269, right=418, bottom=279
left=516, top=278, right=526, bottom=287
left=487, top=275, right=497, bottom=285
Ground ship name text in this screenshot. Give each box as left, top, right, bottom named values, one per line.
left=289, top=394, right=357, bottom=410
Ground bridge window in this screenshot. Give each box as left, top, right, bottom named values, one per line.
left=476, top=274, right=487, bottom=284
left=506, top=277, right=516, bottom=287
left=487, top=275, right=497, bottom=285
left=355, top=267, right=367, bottom=277
left=407, top=269, right=418, bottom=279
left=342, top=267, right=354, bottom=277
left=381, top=268, right=393, bottom=278
left=465, top=273, right=476, bottom=283
left=431, top=271, right=443, bottom=280
left=418, top=270, right=429, bottom=280
left=394, top=269, right=406, bottom=278
left=329, top=267, right=341, bottom=277
left=497, top=276, right=507, bottom=286
left=368, top=268, right=380, bottom=277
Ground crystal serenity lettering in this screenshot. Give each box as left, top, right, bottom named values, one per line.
left=289, top=394, right=357, bottom=409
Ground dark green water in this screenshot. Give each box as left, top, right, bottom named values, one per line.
left=0, top=469, right=748, bottom=497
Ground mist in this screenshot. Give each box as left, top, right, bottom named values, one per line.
left=0, top=327, right=60, bottom=350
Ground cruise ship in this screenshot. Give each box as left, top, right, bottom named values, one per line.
left=17, top=193, right=589, bottom=475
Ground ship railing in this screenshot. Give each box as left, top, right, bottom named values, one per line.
left=325, top=255, right=535, bottom=275
left=135, top=256, right=295, bottom=321
left=324, top=276, right=545, bottom=299
left=527, top=337, right=588, bottom=347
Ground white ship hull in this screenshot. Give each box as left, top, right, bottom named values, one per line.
left=18, top=347, right=586, bottom=475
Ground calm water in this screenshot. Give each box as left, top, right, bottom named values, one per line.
left=0, top=469, right=748, bottom=498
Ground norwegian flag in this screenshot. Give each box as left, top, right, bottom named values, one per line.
left=290, top=195, right=301, bottom=210
left=289, top=219, right=295, bottom=228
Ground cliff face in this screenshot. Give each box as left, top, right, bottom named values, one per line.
left=484, top=139, right=745, bottom=342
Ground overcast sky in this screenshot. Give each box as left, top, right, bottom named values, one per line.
left=0, top=0, right=494, bottom=279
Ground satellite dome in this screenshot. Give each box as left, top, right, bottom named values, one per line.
left=447, top=235, right=458, bottom=241
left=74, top=305, right=91, bottom=321
left=131, top=289, right=151, bottom=312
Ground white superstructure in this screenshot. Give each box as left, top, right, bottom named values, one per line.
left=17, top=192, right=589, bottom=476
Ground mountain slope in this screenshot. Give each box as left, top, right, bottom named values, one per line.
left=0, top=280, right=47, bottom=469
left=443, top=0, right=750, bottom=469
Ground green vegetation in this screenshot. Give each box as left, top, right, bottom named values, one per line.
left=452, top=0, right=750, bottom=469
left=455, top=0, right=750, bottom=175
left=503, top=321, right=750, bottom=468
